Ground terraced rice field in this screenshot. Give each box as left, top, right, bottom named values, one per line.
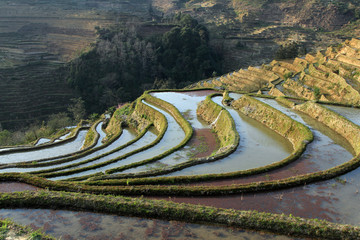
left=1, top=39, right=360, bottom=239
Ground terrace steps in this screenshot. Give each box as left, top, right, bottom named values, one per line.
left=0, top=63, right=76, bottom=129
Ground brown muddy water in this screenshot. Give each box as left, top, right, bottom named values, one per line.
left=0, top=182, right=297, bottom=239
left=0, top=182, right=39, bottom=192
left=188, top=128, right=219, bottom=158
left=154, top=173, right=360, bottom=226
left=0, top=208, right=298, bottom=240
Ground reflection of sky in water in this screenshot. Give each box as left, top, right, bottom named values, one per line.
left=0, top=128, right=138, bottom=174
left=94, top=122, right=106, bottom=147
left=59, top=131, right=72, bottom=140
left=52, top=100, right=186, bottom=180
left=255, top=97, right=353, bottom=168
left=164, top=96, right=293, bottom=176
left=0, top=130, right=88, bottom=164
left=35, top=138, right=51, bottom=146
left=50, top=129, right=158, bottom=180
left=161, top=95, right=359, bottom=227
left=151, top=91, right=210, bottom=129
left=2, top=91, right=360, bottom=229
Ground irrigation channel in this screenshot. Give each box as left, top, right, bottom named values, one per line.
left=0, top=90, right=359, bottom=239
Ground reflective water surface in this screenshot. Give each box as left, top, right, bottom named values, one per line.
left=163, top=95, right=293, bottom=176
left=0, top=130, right=88, bottom=164
left=0, top=91, right=359, bottom=236
left=122, top=91, right=215, bottom=174
left=0, top=128, right=138, bottom=174
left=0, top=208, right=297, bottom=240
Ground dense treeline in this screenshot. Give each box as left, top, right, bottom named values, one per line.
left=275, top=41, right=306, bottom=60
left=66, top=14, right=222, bottom=114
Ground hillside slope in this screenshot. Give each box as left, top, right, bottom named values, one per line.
left=152, top=0, right=360, bottom=71
left=193, top=38, right=360, bottom=107
left=1, top=0, right=359, bottom=130
left=0, top=0, right=151, bottom=130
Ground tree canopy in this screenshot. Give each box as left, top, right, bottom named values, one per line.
left=66, top=14, right=222, bottom=114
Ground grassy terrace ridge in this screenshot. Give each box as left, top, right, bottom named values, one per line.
left=80, top=118, right=103, bottom=150
left=0, top=103, right=133, bottom=170
left=31, top=98, right=168, bottom=178
left=102, top=104, right=127, bottom=143
left=199, top=38, right=360, bottom=108
left=88, top=93, right=240, bottom=179
left=28, top=125, right=149, bottom=176
left=92, top=91, right=194, bottom=178
left=294, top=101, right=360, bottom=155
left=197, top=93, right=239, bottom=149
left=0, top=191, right=359, bottom=240
left=0, top=128, right=118, bottom=170
left=269, top=38, right=360, bottom=106
left=0, top=123, right=89, bottom=157
left=0, top=126, right=122, bottom=169
left=80, top=94, right=312, bottom=186
left=3, top=108, right=128, bottom=168
left=232, top=95, right=313, bottom=150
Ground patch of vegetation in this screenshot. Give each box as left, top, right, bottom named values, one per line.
left=197, top=93, right=239, bottom=148
left=233, top=95, right=313, bottom=150
left=313, top=86, right=321, bottom=100
left=0, top=112, right=73, bottom=146
left=0, top=218, right=54, bottom=240
left=66, top=14, right=222, bottom=114
left=275, top=42, right=305, bottom=60
left=222, top=90, right=234, bottom=105
left=283, top=72, right=293, bottom=80
left=81, top=119, right=102, bottom=150
left=295, top=101, right=360, bottom=155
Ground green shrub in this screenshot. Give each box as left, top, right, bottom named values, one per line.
left=313, top=87, right=321, bottom=100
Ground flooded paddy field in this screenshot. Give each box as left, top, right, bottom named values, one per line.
left=0, top=129, right=88, bottom=164
left=0, top=89, right=359, bottom=239
left=0, top=208, right=297, bottom=240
